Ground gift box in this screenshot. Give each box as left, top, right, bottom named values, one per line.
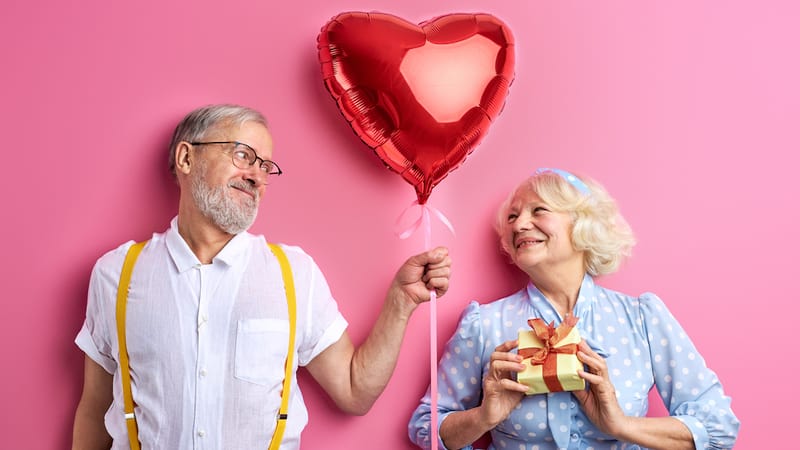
left=517, top=315, right=585, bottom=395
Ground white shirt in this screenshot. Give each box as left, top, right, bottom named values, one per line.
left=76, top=218, right=348, bottom=449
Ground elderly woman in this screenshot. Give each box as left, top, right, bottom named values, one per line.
left=409, top=169, right=739, bottom=449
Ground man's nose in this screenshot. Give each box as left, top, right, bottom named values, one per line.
left=243, top=165, right=267, bottom=188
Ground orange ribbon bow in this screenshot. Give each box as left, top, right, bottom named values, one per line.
left=518, top=314, right=580, bottom=392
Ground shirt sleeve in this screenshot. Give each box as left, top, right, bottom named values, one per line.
left=289, top=247, right=348, bottom=366
left=638, top=292, right=740, bottom=449
left=74, top=241, right=135, bottom=374
left=409, top=301, right=485, bottom=450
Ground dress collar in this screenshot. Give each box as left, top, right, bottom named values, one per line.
left=525, top=273, right=597, bottom=324
left=524, top=272, right=610, bottom=359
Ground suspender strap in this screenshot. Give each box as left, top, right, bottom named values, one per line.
left=267, top=243, right=297, bottom=450
left=115, top=240, right=296, bottom=450
left=115, top=241, right=147, bottom=450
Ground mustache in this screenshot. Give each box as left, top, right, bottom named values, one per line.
left=229, top=180, right=259, bottom=200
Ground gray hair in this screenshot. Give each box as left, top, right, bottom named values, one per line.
left=495, top=171, right=636, bottom=276
left=168, top=104, right=268, bottom=176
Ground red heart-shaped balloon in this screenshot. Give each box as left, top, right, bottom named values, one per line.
left=318, top=12, right=515, bottom=204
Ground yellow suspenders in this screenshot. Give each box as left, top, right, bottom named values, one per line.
left=115, top=240, right=297, bottom=450
left=115, top=241, right=146, bottom=450
left=266, top=243, right=297, bottom=450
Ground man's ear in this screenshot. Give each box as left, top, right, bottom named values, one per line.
left=174, top=142, right=193, bottom=175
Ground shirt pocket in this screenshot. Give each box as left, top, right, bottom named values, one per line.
left=234, top=319, right=290, bottom=386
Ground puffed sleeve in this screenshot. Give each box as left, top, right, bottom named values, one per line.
left=409, top=301, right=485, bottom=450
left=638, top=293, right=740, bottom=449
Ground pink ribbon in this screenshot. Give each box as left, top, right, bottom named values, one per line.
left=395, top=200, right=455, bottom=241
left=395, top=199, right=455, bottom=447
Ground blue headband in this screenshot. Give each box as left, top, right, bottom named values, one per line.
left=534, top=168, right=590, bottom=195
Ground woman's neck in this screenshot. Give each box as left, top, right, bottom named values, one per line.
left=528, top=265, right=585, bottom=318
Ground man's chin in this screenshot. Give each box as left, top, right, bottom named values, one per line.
left=220, top=224, right=250, bottom=235
left=210, top=212, right=257, bottom=235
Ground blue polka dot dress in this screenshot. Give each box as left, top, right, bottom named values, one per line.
left=408, top=275, right=739, bottom=449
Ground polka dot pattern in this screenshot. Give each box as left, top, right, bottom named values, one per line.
left=409, top=275, right=740, bottom=449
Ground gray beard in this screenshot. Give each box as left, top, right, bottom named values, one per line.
left=191, top=163, right=259, bottom=235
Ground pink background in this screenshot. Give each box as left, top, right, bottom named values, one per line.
left=1, top=1, right=797, bottom=448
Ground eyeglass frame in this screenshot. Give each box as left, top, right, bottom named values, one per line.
left=188, top=141, right=283, bottom=176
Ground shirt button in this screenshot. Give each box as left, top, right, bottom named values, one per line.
left=571, top=433, right=579, bottom=441
left=199, top=368, right=207, bottom=377
left=198, top=430, right=206, bottom=437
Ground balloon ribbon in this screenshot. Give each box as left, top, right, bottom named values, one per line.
left=395, top=200, right=455, bottom=448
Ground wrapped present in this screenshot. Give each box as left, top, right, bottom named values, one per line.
left=517, top=314, right=585, bottom=395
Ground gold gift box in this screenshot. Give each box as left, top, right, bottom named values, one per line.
left=517, top=325, right=585, bottom=395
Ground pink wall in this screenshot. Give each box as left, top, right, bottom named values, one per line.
left=1, top=1, right=796, bottom=448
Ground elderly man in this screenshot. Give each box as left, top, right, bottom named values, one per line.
left=72, top=104, right=451, bottom=449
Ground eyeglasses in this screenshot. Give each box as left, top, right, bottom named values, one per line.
left=189, top=141, right=283, bottom=177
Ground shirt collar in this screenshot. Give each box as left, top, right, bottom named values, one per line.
left=165, top=217, right=252, bottom=272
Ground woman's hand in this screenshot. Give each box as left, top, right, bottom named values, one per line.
left=572, top=340, right=630, bottom=437
left=478, top=340, right=529, bottom=428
